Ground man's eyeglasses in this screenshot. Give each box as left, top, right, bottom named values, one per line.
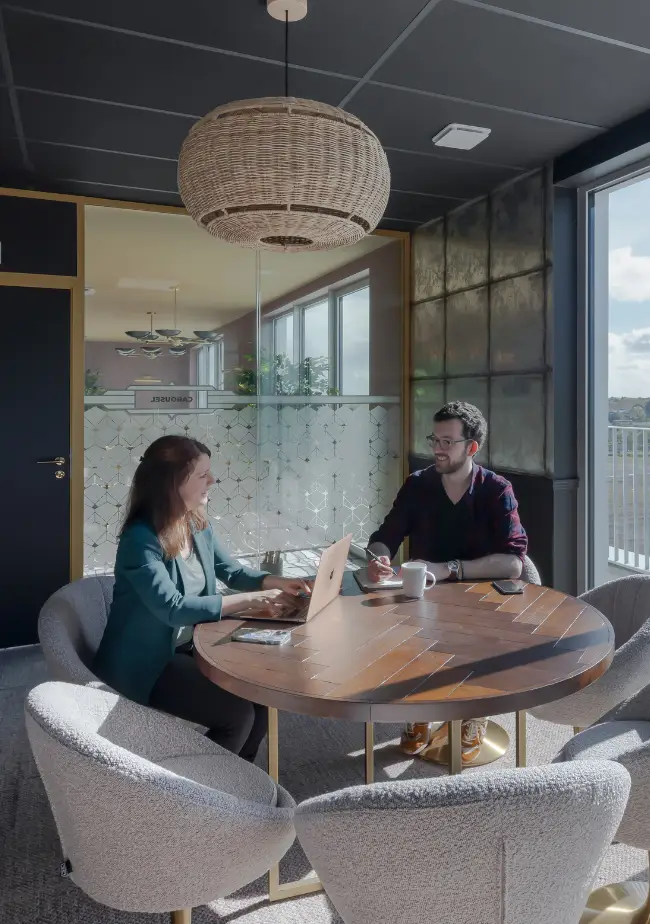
left=426, top=435, right=471, bottom=451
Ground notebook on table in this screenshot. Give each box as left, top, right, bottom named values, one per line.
left=354, top=567, right=403, bottom=591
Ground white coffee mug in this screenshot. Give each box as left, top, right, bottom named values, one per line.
left=401, top=561, right=436, bottom=598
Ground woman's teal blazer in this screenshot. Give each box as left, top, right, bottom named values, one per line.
left=93, top=519, right=267, bottom=704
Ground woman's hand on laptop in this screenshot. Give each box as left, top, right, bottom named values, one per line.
left=368, top=556, right=394, bottom=583
left=222, top=589, right=291, bottom=619
left=262, top=576, right=313, bottom=602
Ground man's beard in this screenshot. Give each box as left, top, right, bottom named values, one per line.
left=434, top=455, right=469, bottom=475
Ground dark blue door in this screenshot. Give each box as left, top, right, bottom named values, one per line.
left=0, top=285, right=70, bottom=646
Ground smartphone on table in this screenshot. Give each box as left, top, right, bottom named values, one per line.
left=492, top=579, right=526, bottom=595
left=231, top=627, right=292, bottom=645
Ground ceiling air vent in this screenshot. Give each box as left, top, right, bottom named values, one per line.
left=432, top=124, right=491, bottom=150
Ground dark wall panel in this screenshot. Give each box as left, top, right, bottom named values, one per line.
left=0, top=195, right=77, bottom=276
left=409, top=169, right=580, bottom=592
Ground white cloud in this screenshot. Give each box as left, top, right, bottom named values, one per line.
left=623, top=327, right=650, bottom=353
left=608, top=327, right=650, bottom=396
left=610, top=246, right=650, bottom=302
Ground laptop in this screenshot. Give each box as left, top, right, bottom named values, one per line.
left=244, top=534, right=353, bottom=625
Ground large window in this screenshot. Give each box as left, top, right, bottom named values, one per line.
left=266, top=280, right=370, bottom=396
left=583, top=165, right=650, bottom=588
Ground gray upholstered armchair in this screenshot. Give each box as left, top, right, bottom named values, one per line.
left=521, top=555, right=541, bottom=585
left=295, top=763, right=630, bottom=924
left=25, top=681, right=296, bottom=924
left=531, top=574, right=650, bottom=730
left=557, top=682, right=650, bottom=923
left=38, top=576, right=114, bottom=685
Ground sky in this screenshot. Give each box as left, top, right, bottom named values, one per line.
left=608, top=176, right=650, bottom=397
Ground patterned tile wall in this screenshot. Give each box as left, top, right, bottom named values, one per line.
left=84, top=402, right=401, bottom=575
left=410, top=169, right=551, bottom=475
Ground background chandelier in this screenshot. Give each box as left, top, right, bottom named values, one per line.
left=116, top=288, right=222, bottom=359
left=178, top=0, right=390, bottom=253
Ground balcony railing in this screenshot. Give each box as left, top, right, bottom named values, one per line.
left=609, top=425, right=650, bottom=572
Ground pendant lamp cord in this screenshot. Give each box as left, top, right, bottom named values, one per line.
left=285, top=10, right=289, bottom=97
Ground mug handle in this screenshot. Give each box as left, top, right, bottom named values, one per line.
left=424, top=571, right=436, bottom=588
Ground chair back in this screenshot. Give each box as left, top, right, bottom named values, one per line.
left=25, top=681, right=295, bottom=913
left=38, top=577, right=114, bottom=685
left=580, top=574, right=650, bottom=647
left=521, top=556, right=541, bottom=585
left=295, top=763, right=630, bottom=924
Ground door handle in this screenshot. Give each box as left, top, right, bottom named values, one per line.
left=37, top=457, right=66, bottom=466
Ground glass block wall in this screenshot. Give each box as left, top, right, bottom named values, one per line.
left=410, top=169, right=551, bottom=475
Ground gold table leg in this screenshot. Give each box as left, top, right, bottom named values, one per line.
left=365, top=722, right=375, bottom=784
left=424, top=720, right=509, bottom=771
left=448, top=720, right=462, bottom=775
left=267, top=707, right=323, bottom=903
left=171, top=911, right=191, bottom=924
left=516, top=710, right=527, bottom=768
left=580, top=854, right=650, bottom=923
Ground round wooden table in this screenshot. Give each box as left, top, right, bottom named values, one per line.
left=195, top=577, right=614, bottom=901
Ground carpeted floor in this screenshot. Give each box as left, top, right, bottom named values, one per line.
left=1, top=645, right=646, bottom=924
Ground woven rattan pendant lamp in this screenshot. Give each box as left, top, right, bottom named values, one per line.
left=178, top=0, right=391, bottom=252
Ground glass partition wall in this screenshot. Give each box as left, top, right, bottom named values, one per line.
left=255, top=239, right=403, bottom=576
left=83, top=204, right=405, bottom=576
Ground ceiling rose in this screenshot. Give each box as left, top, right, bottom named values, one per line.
left=178, top=1, right=390, bottom=252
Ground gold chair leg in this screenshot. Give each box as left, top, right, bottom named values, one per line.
left=171, top=911, right=191, bottom=924
left=516, top=710, right=527, bottom=768
left=266, top=707, right=322, bottom=902
left=580, top=853, right=650, bottom=922
left=448, top=720, right=462, bottom=775
left=365, top=721, right=375, bottom=784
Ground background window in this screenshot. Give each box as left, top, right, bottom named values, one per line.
left=273, top=313, right=294, bottom=363
left=302, top=299, right=330, bottom=394
left=339, top=285, right=370, bottom=395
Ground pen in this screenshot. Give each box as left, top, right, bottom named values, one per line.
left=365, top=548, right=398, bottom=574
left=364, top=547, right=384, bottom=563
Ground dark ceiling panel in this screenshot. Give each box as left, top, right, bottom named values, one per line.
left=0, top=86, right=16, bottom=135
left=0, top=88, right=26, bottom=179
left=18, top=90, right=192, bottom=160
left=467, top=0, right=650, bottom=48
left=3, top=0, right=650, bottom=222
left=386, top=148, right=521, bottom=199
left=4, top=11, right=353, bottom=114
left=0, top=134, right=26, bottom=181
left=386, top=190, right=454, bottom=224
left=374, top=1, right=650, bottom=127
left=27, top=141, right=179, bottom=193
left=349, top=84, right=602, bottom=169
left=56, top=179, right=183, bottom=206
left=3, top=0, right=430, bottom=78
left=379, top=217, right=420, bottom=232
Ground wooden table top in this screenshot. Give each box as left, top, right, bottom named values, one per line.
left=194, top=579, right=614, bottom=722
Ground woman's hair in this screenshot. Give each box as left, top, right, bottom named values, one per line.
left=122, top=435, right=211, bottom=559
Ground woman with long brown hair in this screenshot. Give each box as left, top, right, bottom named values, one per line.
left=94, top=435, right=309, bottom=761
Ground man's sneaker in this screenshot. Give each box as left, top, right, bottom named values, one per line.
left=461, top=718, right=488, bottom=764
left=418, top=722, right=450, bottom=762
left=399, top=722, right=432, bottom=755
